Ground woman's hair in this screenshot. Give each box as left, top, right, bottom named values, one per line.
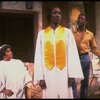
left=0, top=44, right=12, bottom=60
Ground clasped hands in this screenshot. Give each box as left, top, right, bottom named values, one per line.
left=1, top=87, right=14, bottom=97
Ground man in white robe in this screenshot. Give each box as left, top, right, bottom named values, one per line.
left=0, top=44, right=32, bottom=99
left=34, top=7, right=84, bottom=99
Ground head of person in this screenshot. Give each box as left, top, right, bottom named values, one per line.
left=77, top=13, right=87, bottom=27
left=0, top=44, right=13, bottom=61
left=47, top=6, right=62, bottom=25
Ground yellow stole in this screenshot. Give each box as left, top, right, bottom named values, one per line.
left=44, top=26, right=67, bottom=70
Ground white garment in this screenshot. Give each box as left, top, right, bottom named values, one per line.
left=0, top=63, right=5, bottom=98
left=34, top=26, right=84, bottom=99
left=0, top=59, right=32, bottom=99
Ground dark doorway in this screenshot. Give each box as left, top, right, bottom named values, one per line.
left=0, top=12, right=35, bottom=62
left=83, top=1, right=95, bottom=35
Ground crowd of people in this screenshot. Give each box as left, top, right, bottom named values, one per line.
left=0, top=6, right=100, bottom=99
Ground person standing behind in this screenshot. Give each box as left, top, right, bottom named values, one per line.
left=33, top=7, right=84, bottom=99
left=0, top=44, right=33, bottom=99
left=73, top=13, right=100, bottom=98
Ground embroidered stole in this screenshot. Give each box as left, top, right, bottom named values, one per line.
left=44, top=26, right=67, bottom=70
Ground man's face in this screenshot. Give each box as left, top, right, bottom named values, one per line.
left=50, top=7, right=62, bottom=24
left=77, top=15, right=87, bottom=26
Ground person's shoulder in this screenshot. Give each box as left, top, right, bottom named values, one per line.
left=0, top=60, right=8, bottom=70
left=39, top=26, right=52, bottom=36
left=60, top=25, right=71, bottom=31
left=39, top=26, right=50, bottom=32
left=0, top=60, right=4, bottom=66
left=12, top=58, right=23, bottom=63
left=39, top=29, right=44, bottom=33
left=38, top=28, right=47, bottom=35
left=12, top=59, right=25, bottom=68
left=65, top=27, right=72, bottom=34
left=0, top=60, right=6, bottom=65
left=86, top=29, right=94, bottom=35
left=0, top=60, right=4, bottom=63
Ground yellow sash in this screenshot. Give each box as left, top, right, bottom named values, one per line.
left=44, top=26, right=67, bottom=70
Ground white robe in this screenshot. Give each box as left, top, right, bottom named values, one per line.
left=0, top=59, right=32, bottom=99
left=0, top=63, right=5, bottom=98
left=34, top=26, right=84, bottom=99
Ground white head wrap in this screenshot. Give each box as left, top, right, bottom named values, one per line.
left=0, top=44, right=7, bottom=50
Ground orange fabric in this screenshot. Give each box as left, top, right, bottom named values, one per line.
left=73, top=29, right=100, bottom=56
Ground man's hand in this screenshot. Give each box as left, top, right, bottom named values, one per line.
left=39, top=80, right=47, bottom=89
left=1, top=88, right=14, bottom=97
left=68, top=78, right=75, bottom=87
left=31, top=84, right=43, bottom=98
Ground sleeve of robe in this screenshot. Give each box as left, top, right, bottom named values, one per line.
left=67, top=29, right=84, bottom=80
left=0, top=63, right=5, bottom=92
left=34, top=31, right=44, bottom=85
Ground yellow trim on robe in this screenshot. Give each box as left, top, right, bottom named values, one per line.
left=44, top=26, right=67, bottom=70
